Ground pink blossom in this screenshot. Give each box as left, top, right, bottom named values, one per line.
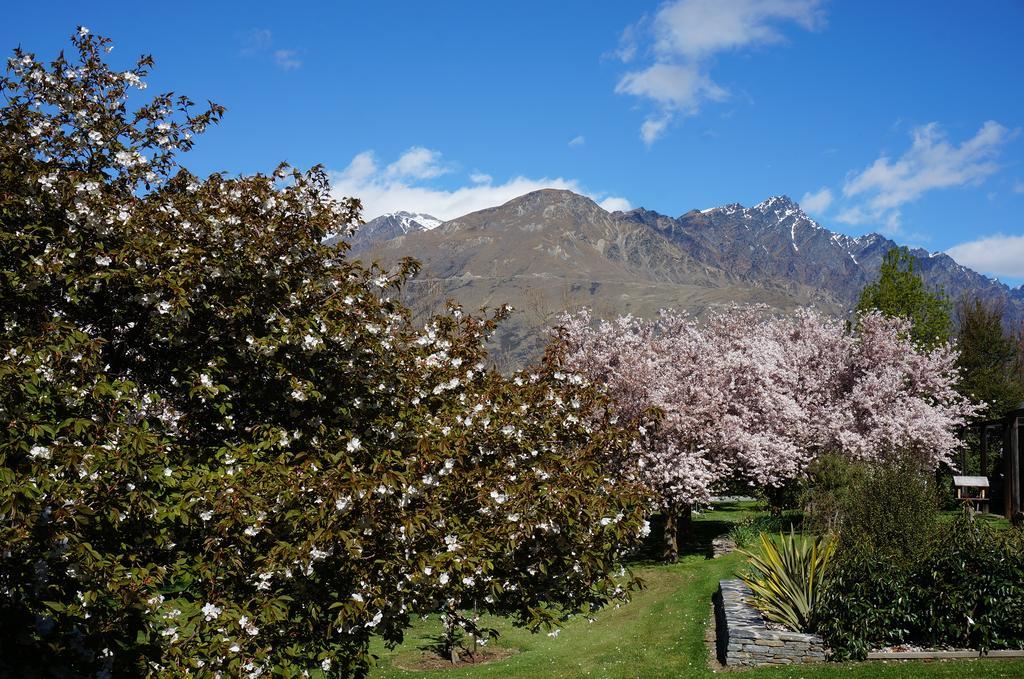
left=557, top=306, right=978, bottom=510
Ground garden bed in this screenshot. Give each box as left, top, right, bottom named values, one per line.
left=866, top=648, right=1024, bottom=661
left=715, top=579, right=827, bottom=667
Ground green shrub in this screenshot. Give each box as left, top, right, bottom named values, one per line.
left=839, top=458, right=939, bottom=569
left=728, top=513, right=800, bottom=549
left=738, top=529, right=836, bottom=632
left=910, top=512, right=1024, bottom=651
left=801, top=452, right=866, bottom=535
left=759, top=480, right=805, bottom=516
left=807, top=454, right=939, bottom=569
left=818, top=511, right=1024, bottom=660
left=816, top=548, right=917, bottom=660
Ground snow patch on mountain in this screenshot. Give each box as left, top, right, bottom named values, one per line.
left=392, top=211, right=442, bottom=231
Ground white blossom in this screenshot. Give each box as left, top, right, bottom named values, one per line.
left=28, top=445, right=50, bottom=460
left=238, top=616, right=259, bottom=636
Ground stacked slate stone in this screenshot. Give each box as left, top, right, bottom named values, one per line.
left=711, top=536, right=736, bottom=558
left=717, top=580, right=828, bottom=666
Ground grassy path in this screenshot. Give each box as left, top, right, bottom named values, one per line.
left=368, top=503, right=1024, bottom=678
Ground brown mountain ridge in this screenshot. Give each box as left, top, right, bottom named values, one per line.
left=353, top=189, right=1023, bottom=368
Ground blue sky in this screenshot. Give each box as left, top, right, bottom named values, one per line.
left=5, top=1, right=1024, bottom=281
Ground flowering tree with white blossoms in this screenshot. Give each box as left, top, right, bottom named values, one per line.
left=0, top=31, right=651, bottom=677
left=556, top=306, right=977, bottom=560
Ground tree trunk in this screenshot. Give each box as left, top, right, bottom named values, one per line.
left=766, top=485, right=785, bottom=517
left=678, top=503, right=693, bottom=549
left=469, top=601, right=478, bottom=661
left=663, top=506, right=679, bottom=562
left=443, top=610, right=459, bottom=664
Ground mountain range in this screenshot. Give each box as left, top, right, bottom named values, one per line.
left=345, top=190, right=1023, bottom=368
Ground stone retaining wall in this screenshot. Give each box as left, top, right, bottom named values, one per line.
left=710, top=536, right=736, bottom=558
left=715, top=579, right=827, bottom=667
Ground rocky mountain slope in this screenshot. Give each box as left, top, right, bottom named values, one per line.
left=328, top=211, right=441, bottom=252
left=633, top=194, right=1018, bottom=318
left=351, top=190, right=1022, bottom=368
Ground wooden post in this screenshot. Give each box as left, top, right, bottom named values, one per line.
left=980, top=426, right=989, bottom=479
left=1005, top=420, right=1013, bottom=519
left=1012, top=418, right=1021, bottom=519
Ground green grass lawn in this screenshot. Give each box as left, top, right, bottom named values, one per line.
left=367, top=502, right=1024, bottom=678
left=939, top=508, right=1012, bottom=530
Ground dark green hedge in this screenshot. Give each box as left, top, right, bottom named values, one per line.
left=818, top=511, right=1024, bottom=660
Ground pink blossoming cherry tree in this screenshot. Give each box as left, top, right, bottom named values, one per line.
left=556, top=306, right=978, bottom=560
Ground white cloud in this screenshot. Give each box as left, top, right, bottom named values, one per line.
left=833, top=206, right=868, bottom=225
left=615, top=0, right=823, bottom=143
left=616, top=62, right=727, bottom=111
left=799, top=187, right=832, bottom=214
left=1014, top=180, right=1024, bottom=194
left=568, top=135, right=586, bottom=147
left=341, top=151, right=378, bottom=183
left=385, top=147, right=449, bottom=180
left=640, top=116, right=671, bottom=145
left=241, top=29, right=301, bottom=71
left=834, top=205, right=903, bottom=236
left=613, top=23, right=641, bottom=63
left=240, top=29, right=273, bottom=55
left=652, top=0, right=824, bottom=60
left=837, top=121, right=1016, bottom=232
left=947, top=234, right=1024, bottom=279
left=844, top=121, right=1013, bottom=210
left=599, top=197, right=632, bottom=212
left=273, top=49, right=302, bottom=71
left=331, top=148, right=630, bottom=221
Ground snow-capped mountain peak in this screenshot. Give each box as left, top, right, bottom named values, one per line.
left=325, top=210, right=444, bottom=251
left=752, top=195, right=808, bottom=223
left=388, top=211, right=442, bottom=232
